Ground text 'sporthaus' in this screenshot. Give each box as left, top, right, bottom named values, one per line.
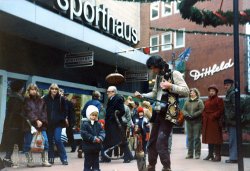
left=189, top=58, right=234, bottom=81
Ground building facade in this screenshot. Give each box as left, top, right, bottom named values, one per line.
left=139, top=0, right=250, bottom=97
left=0, top=0, right=149, bottom=142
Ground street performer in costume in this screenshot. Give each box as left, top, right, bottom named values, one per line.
left=135, top=55, right=189, bottom=171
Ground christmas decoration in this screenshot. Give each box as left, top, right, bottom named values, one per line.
left=116, top=0, right=250, bottom=27
left=150, top=27, right=250, bottom=37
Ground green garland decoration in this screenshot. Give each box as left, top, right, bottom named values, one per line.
left=116, top=0, right=250, bottom=27
left=178, top=0, right=250, bottom=27
left=150, top=27, right=250, bottom=37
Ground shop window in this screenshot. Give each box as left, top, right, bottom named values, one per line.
left=174, top=29, right=185, bottom=49
left=150, top=35, right=159, bottom=53
left=162, top=1, right=172, bottom=17
left=162, top=32, right=172, bottom=51
left=174, top=0, right=181, bottom=14
left=150, top=2, right=160, bottom=20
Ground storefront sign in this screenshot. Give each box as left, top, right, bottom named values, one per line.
left=125, top=71, right=148, bottom=82
left=189, top=58, right=234, bottom=81
left=247, top=36, right=250, bottom=92
left=64, top=51, right=94, bottom=68
left=54, top=0, right=139, bottom=45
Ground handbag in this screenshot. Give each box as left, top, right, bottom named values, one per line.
left=30, top=131, right=44, bottom=153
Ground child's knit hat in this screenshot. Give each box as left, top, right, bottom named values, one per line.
left=86, top=105, right=99, bottom=120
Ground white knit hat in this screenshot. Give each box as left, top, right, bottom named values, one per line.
left=86, top=105, right=99, bottom=120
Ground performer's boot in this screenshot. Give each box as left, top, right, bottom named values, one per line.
left=162, top=167, right=172, bottom=171
left=146, top=165, right=155, bottom=171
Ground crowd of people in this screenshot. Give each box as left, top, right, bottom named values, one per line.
left=1, top=55, right=250, bottom=171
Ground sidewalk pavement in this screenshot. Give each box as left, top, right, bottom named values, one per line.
left=1, top=134, right=250, bottom=171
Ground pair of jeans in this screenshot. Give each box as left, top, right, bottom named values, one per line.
left=84, top=152, right=100, bottom=171
left=228, top=127, right=237, bottom=160
left=23, top=131, right=49, bottom=153
left=47, top=127, right=67, bottom=162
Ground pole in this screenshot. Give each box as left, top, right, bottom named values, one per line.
left=233, top=0, right=244, bottom=170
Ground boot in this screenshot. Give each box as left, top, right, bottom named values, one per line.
left=162, top=167, right=171, bottom=171
left=146, top=165, right=155, bottom=171
left=212, top=145, right=221, bottom=162
left=77, top=149, right=83, bottom=158
left=2, top=158, right=13, bottom=167
left=204, top=144, right=214, bottom=160
left=25, top=152, right=35, bottom=167
left=41, top=151, right=52, bottom=167
left=203, top=154, right=214, bottom=160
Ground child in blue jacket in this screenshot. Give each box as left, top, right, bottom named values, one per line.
left=81, top=105, right=105, bottom=171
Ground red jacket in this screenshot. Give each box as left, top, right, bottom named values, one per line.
left=202, top=96, right=224, bottom=144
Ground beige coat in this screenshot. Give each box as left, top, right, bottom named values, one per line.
left=142, top=70, right=189, bottom=100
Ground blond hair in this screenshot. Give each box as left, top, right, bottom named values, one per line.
left=49, top=83, right=60, bottom=94
left=24, top=83, right=40, bottom=98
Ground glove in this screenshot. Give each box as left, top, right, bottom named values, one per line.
left=184, top=114, right=193, bottom=120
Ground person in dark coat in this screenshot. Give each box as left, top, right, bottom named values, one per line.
left=64, top=93, right=76, bottom=152
left=22, top=83, right=51, bottom=167
left=43, top=83, right=68, bottom=165
left=223, top=79, right=238, bottom=163
left=81, top=105, right=105, bottom=171
left=202, top=84, right=224, bottom=162
left=2, top=80, right=24, bottom=167
left=101, top=86, right=133, bottom=163
left=81, top=91, right=101, bottom=118
left=78, top=91, right=101, bottom=158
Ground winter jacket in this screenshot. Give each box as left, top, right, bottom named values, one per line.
left=103, top=94, right=125, bottom=148
left=23, top=96, right=48, bottom=132
left=224, top=86, right=236, bottom=126
left=43, top=94, right=67, bottom=128
left=134, top=116, right=150, bottom=137
left=241, top=95, right=250, bottom=127
left=65, top=99, right=76, bottom=126
left=1, top=92, right=25, bottom=149
left=183, top=97, right=204, bottom=122
left=122, top=104, right=132, bottom=127
left=142, top=70, right=189, bottom=101
left=81, top=120, right=105, bottom=153
left=202, top=95, right=224, bottom=144
left=142, top=70, right=189, bottom=123
left=3, top=93, right=24, bottom=130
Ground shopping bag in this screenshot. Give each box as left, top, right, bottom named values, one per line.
left=30, top=132, right=44, bottom=153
